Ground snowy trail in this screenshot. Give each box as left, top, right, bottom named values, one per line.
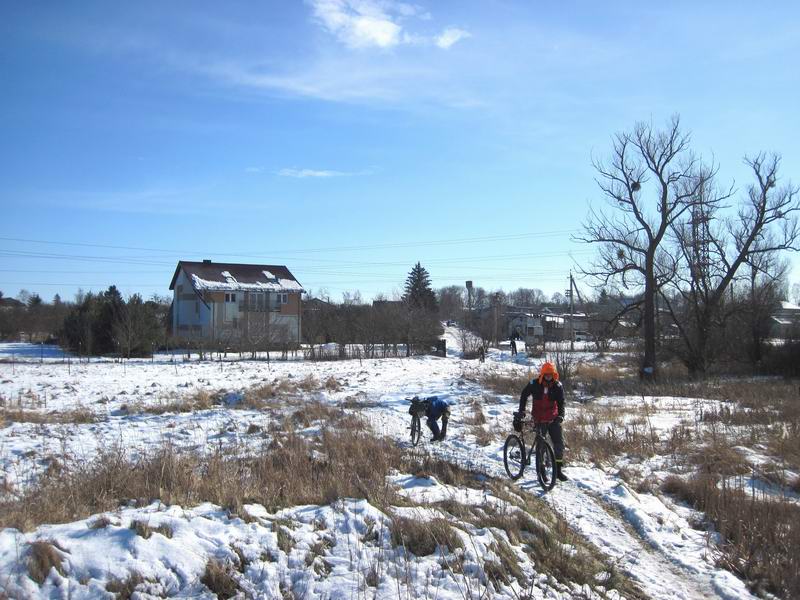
left=368, top=389, right=755, bottom=600
left=0, top=345, right=758, bottom=599
left=532, top=479, right=721, bottom=600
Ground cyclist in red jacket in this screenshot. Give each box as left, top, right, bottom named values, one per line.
left=514, top=361, right=568, bottom=481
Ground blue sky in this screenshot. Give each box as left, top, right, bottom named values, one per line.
left=1, top=1, right=799, bottom=303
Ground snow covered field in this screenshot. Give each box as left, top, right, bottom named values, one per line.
left=0, top=335, right=777, bottom=599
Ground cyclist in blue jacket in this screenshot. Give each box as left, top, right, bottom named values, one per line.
left=413, top=396, right=450, bottom=442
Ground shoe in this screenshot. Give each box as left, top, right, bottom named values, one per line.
left=556, top=465, right=568, bottom=481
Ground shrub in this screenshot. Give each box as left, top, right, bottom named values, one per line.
left=662, top=474, right=800, bottom=597
left=200, top=559, right=240, bottom=599
left=105, top=572, right=144, bottom=600
left=390, top=517, right=463, bottom=557
left=27, top=540, right=65, bottom=584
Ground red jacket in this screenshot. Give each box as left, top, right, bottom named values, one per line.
left=518, top=378, right=564, bottom=423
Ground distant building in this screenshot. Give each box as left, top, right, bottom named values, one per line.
left=771, top=300, right=800, bottom=339
left=169, top=260, right=303, bottom=346
left=0, top=297, right=25, bottom=310
left=506, top=309, right=544, bottom=346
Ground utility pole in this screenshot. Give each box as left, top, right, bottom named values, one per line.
left=465, top=281, right=473, bottom=329
left=568, top=271, right=576, bottom=351
left=493, top=292, right=500, bottom=347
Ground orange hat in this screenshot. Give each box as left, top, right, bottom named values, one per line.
left=538, top=362, right=559, bottom=383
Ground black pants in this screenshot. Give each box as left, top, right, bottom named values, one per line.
left=427, top=414, right=449, bottom=438
left=546, top=421, right=564, bottom=461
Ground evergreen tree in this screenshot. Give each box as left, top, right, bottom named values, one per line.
left=403, top=262, right=437, bottom=312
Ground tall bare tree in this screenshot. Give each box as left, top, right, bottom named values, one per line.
left=660, top=154, right=799, bottom=375
left=577, top=116, right=713, bottom=378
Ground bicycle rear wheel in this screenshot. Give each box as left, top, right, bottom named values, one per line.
left=410, top=415, right=422, bottom=446
left=503, top=434, right=526, bottom=480
left=536, top=440, right=557, bottom=491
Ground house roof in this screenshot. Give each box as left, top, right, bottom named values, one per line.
left=780, top=300, right=800, bottom=311
left=771, top=316, right=793, bottom=326
left=170, top=261, right=303, bottom=293
left=0, top=297, right=25, bottom=309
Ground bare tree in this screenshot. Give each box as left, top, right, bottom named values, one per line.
left=739, top=253, right=787, bottom=367
left=436, top=286, right=465, bottom=321
left=791, top=282, right=800, bottom=305
left=660, top=154, right=799, bottom=376
left=508, top=288, right=545, bottom=308
left=577, top=116, right=713, bottom=378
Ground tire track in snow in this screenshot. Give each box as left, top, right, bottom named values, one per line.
left=369, top=403, right=753, bottom=600
left=448, top=438, right=718, bottom=600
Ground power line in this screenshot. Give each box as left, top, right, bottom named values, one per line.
left=0, top=229, right=581, bottom=257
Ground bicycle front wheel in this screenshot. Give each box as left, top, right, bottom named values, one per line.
left=535, top=440, right=557, bottom=491
left=503, top=434, right=526, bottom=480
left=410, top=415, right=422, bottom=446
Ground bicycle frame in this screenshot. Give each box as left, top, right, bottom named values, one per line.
left=504, top=419, right=557, bottom=490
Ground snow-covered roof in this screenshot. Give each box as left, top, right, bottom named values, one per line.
left=771, top=317, right=793, bottom=326
left=170, top=261, right=303, bottom=294
left=191, top=274, right=303, bottom=293
left=780, top=300, right=800, bottom=311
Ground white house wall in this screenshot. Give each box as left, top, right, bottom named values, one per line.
left=173, top=270, right=211, bottom=337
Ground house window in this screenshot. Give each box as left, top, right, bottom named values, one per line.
left=225, top=293, right=237, bottom=303
left=278, top=293, right=288, bottom=305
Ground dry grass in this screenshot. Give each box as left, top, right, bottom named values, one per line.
left=0, top=412, right=404, bottom=531
left=200, top=559, right=240, bottom=599
left=88, top=515, right=113, bottom=529
left=130, top=520, right=173, bottom=539
left=468, top=370, right=530, bottom=398
left=0, top=402, right=646, bottom=600
left=390, top=516, right=463, bottom=557
left=463, top=400, right=487, bottom=426
left=430, top=488, right=646, bottom=598
left=567, top=406, right=659, bottom=465
left=276, top=525, right=294, bottom=555
left=485, top=540, right=523, bottom=585
left=0, top=407, right=98, bottom=426
left=661, top=474, right=800, bottom=598
left=105, top=572, right=144, bottom=599
left=240, top=376, right=337, bottom=410
left=323, top=375, right=341, bottom=391
left=27, top=540, right=66, bottom=584
left=471, top=425, right=495, bottom=447
left=140, top=389, right=216, bottom=414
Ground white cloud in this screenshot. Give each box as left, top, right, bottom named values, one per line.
left=435, top=27, right=470, bottom=50
left=244, top=166, right=265, bottom=173
left=278, top=168, right=351, bottom=178
left=309, top=0, right=404, bottom=49
left=307, top=0, right=469, bottom=50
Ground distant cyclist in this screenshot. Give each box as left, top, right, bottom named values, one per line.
left=514, top=362, right=568, bottom=481
left=412, top=396, right=450, bottom=442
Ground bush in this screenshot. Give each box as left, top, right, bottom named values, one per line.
left=200, top=559, right=240, bottom=599
left=662, top=474, right=800, bottom=597
left=390, top=517, right=463, bottom=557
left=27, top=540, right=65, bottom=584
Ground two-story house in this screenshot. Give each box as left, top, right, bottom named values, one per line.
left=169, top=260, right=304, bottom=346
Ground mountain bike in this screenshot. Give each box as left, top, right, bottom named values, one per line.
left=407, top=397, right=426, bottom=446
left=503, top=416, right=557, bottom=491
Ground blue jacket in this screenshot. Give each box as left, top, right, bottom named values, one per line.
left=425, top=396, right=449, bottom=419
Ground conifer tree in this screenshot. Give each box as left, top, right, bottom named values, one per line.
left=403, top=262, right=437, bottom=311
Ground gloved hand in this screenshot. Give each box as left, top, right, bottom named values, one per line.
left=554, top=415, right=564, bottom=424
left=512, top=414, right=522, bottom=432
